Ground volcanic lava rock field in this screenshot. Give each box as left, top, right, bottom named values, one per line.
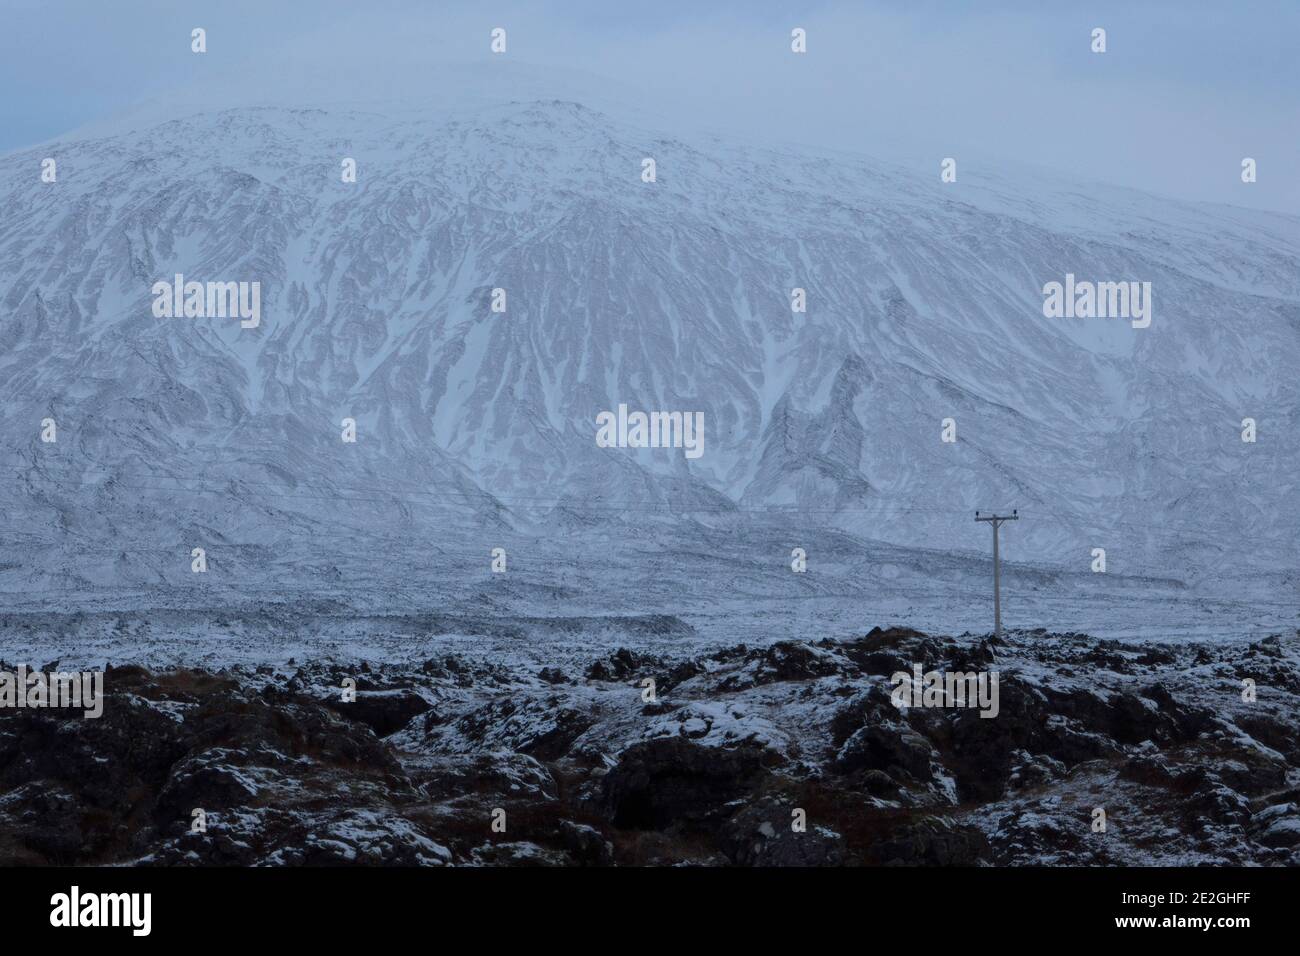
left=2, top=625, right=1298, bottom=866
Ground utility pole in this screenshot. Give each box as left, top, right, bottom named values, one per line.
left=975, top=510, right=1018, bottom=639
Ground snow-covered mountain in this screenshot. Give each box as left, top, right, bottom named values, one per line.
left=0, top=93, right=1296, bottom=615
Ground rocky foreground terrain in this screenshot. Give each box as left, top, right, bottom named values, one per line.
left=2, top=625, right=1299, bottom=866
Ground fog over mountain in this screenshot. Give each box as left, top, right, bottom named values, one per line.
left=0, top=64, right=1295, bottom=639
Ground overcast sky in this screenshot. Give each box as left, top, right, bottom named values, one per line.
left=3, top=0, right=1297, bottom=212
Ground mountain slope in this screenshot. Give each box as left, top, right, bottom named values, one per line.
left=0, top=100, right=1296, bottom=605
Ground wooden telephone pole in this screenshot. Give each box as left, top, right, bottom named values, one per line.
left=975, top=510, right=1017, bottom=639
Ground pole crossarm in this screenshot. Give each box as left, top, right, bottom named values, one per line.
left=974, top=512, right=1019, bottom=524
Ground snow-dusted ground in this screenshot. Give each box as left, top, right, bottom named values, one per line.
left=1, top=584, right=1295, bottom=675
left=1, top=519, right=1293, bottom=672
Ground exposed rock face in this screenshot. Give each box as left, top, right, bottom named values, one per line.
left=721, top=799, right=848, bottom=867
left=1, top=626, right=1298, bottom=866
left=600, top=738, right=777, bottom=829
left=326, top=689, right=432, bottom=738
left=871, top=816, right=991, bottom=866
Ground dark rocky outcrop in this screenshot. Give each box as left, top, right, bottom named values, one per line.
left=326, top=688, right=432, bottom=737
left=2, top=625, right=1298, bottom=866
left=600, top=738, right=776, bottom=829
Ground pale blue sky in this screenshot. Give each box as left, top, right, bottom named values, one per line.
left=2, top=0, right=1297, bottom=211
